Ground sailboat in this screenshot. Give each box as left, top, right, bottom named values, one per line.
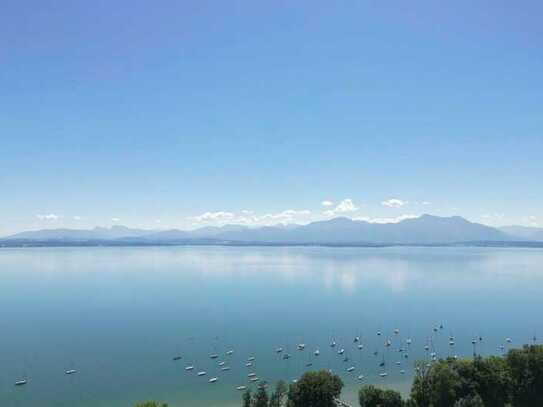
left=379, top=353, right=386, bottom=368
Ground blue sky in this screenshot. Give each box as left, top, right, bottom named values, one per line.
left=1, top=1, right=542, bottom=234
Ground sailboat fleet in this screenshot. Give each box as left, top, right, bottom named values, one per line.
left=165, top=325, right=523, bottom=392
left=12, top=325, right=529, bottom=392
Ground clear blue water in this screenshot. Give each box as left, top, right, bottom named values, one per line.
left=1, top=246, right=542, bottom=406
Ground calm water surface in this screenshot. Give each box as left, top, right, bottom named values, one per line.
left=1, top=246, right=542, bottom=406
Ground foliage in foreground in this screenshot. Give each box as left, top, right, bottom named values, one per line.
left=367, top=344, right=543, bottom=407
left=287, top=370, right=344, bottom=407
left=241, top=370, right=342, bottom=407
left=133, top=402, right=168, bottom=407
left=242, top=380, right=289, bottom=407
left=506, top=344, right=543, bottom=407
left=411, top=350, right=522, bottom=407
left=359, top=384, right=403, bottom=407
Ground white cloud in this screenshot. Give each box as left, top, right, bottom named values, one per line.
left=382, top=198, right=407, bottom=208
left=323, top=199, right=359, bottom=217
left=191, top=211, right=235, bottom=223
left=73, top=215, right=82, bottom=221
left=522, top=215, right=539, bottom=227
left=36, top=213, right=60, bottom=221
left=321, top=200, right=334, bottom=207
left=189, top=209, right=313, bottom=227
left=421, top=201, right=432, bottom=206
left=111, top=217, right=121, bottom=222
left=353, top=214, right=418, bottom=224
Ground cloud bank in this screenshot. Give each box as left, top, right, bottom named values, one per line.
left=189, top=209, right=313, bottom=227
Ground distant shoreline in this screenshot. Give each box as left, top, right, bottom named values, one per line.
left=1, top=240, right=542, bottom=249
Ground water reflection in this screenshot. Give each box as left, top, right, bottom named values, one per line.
left=0, top=246, right=542, bottom=407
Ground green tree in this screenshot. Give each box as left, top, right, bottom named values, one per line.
left=453, top=394, right=484, bottom=407
left=471, top=356, right=512, bottom=406
left=270, top=380, right=288, bottom=407
left=411, top=360, right=462, bottom=407
left=411, top=355, right=515, bottom=407
left=506, top=344, right=543, bottom=407
left=254, top=386, right=269, bottom=407
left=287, top=370, right=343, bottom=407
left=242, top=389, right=252, bottom=407
left=359, top=385, right=403, bottom=407
left=134, top=402, right=168, bottom=407
left=381, top=390, right=403, bottom=407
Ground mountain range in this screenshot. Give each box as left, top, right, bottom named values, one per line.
left=2, top=215, right=542, bottom=247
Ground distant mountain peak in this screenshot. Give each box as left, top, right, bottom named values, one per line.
left=1, top=214, right=514, bottom=245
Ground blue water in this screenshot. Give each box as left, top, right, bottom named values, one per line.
left=1, top=246, right=542, bottom=406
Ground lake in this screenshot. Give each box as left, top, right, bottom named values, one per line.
left=1, top=246, right=542, bottom=406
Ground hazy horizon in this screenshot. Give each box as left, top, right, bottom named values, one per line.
left=3, top=212, right=542, bottom=238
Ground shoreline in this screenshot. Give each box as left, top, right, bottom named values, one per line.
left=1, top=241, right=543, bottom=249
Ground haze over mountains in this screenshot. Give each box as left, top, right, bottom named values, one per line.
left=499, top=226, right=543, bottom=242
left=5, top=225, right=152, bottom=241
left=2, top=215, right=542, bottom=247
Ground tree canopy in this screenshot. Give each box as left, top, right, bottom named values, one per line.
left=411, top=345, right=543, bottom=406
left=134, top=402, right=168, bottom=407
left=287, top=370, right=343, bottom=407
left=269, top=380, right=288, bottom=407
left=506, top=344, right=543, bottom=407
left=359, top=385, right=403, bottom=407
